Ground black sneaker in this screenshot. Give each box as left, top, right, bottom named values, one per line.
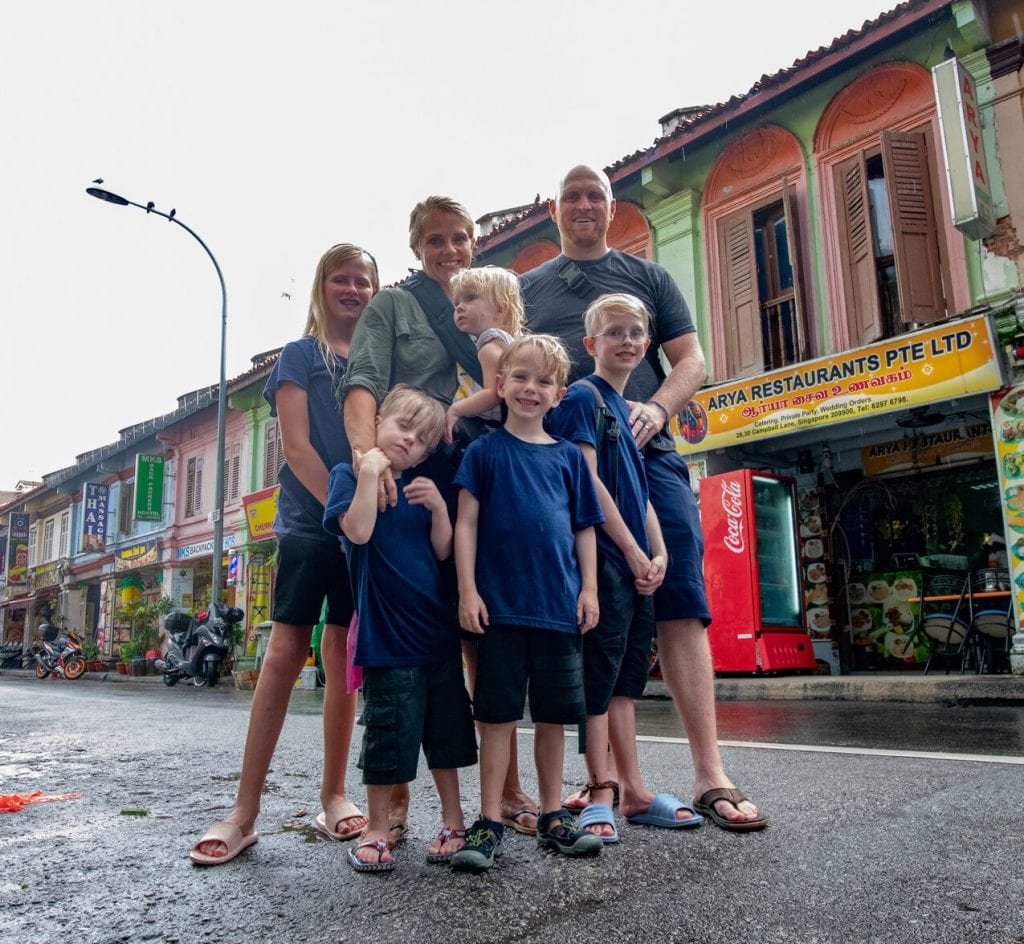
left=536, top=809, right=603, bottom=857
left=450, top=819, right=504, bottom=873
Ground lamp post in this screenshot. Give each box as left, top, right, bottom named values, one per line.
left=86, top=185, right=228, bottom=604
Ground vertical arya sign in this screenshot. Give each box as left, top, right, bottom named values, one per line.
left=933, top=58, right=995, bottom=240
left=134, top=454, right=164, bottom=522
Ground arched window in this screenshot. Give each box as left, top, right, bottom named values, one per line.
left=814, top=62, right=967, bottom=348
left=608, top=202, right=652, bottom=259
left=704, top=125, right=810, bottom=380
left=509, top=240, right=560, bottom=275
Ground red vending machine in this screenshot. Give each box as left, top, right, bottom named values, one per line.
left=700, top=469, right=817, bottom=673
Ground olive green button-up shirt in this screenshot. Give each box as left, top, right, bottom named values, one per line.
left=342, top=286, right=459, bottom=408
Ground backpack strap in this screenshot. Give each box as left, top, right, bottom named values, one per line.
left=572, top=379, right=619, bottom=502
left=402, top=271, right=484, bottom=387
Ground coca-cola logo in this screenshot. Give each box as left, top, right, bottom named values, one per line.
left=721, top=480, right=744, bottom=554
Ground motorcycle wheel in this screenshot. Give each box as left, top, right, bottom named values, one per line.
left=64, top=657, right=86, bottom=680
left=191, top=673, right=207, bottom=688
left=163, top=672, right=180, bottom=687
left=204, top=660, right=220, bottom=688
left=34, top=662, right=48, bottom=680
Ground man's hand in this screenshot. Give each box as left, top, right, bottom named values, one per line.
left=627, top=400, right=668, bottom=450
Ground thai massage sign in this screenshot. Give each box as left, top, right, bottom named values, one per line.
left=134, top=454, right=164, bottom=522
left=676, top=317, right=1001, bottom=454
left=82, top=483, right=109, bottom=552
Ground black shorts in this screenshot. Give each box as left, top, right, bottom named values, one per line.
left=473, top=625, right=585, bottom=726
left=646, top=450, right=712, bottom=625
left=357, top=658, right=477, bottom=785
left=583, top=556, right=655, bottom=716
left=272, top=533, right=354, bottom=627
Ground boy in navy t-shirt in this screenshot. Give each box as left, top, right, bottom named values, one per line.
left=450, top=335, right=605, bottom=872
left=324, top=386, right=476, bottom=872
left=550, top=293, right=704, bottom=839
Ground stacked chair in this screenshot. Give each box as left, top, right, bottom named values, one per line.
left=918, top=572, right=973, bottom=675
left=968, top=569, right=1013, bottom=674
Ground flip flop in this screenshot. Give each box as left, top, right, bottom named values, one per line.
left=626, top=793, right=704, bottom=829
left=313, top=800, right=367, bottom=841
left=425, top=826, right=467, bottom=864
left=501, top=808, right=539, bottom=836
left=693, top=788, right=768, bottom=832
left=578, top=803, right=619, bottom=844
left=347, top=838, right=394, bottom=872
left=189, top=821, right=259, bottom=866
left=387, top=821, right=407, bottom=849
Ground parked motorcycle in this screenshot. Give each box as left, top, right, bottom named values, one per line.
left=33, top=624, right=85, bottom=681
left=156, top=602, right=243, bottom=688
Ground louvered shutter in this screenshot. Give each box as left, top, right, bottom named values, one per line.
left=781, top=179, right=807, bottom=360
left=880, top=130, right=947, bottom=324
left=719, top=206, right=762, bottom=378
left=835, top=152, right=883, bottom=344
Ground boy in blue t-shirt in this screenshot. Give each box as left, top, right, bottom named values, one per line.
left=324, top=386, right=477, bottom=873
left=550, top=293, right=703, bottom=839
left=450, top=335, right=605, bottom=872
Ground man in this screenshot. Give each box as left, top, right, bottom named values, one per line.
left=520, top=164, right=766, bottom=831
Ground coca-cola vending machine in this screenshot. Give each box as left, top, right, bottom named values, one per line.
left=700, top=469, right=817, bottom=673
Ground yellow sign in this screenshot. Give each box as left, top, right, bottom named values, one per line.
left=243, top=486, right=279, bottom=542
left=993, top=387, right=1024, bottom=629
left=861, top=423, right=993, bottom=476
left=675, top=317, right=1001, bottom=454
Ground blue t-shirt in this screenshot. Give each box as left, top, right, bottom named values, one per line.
left=264, top=336, right=352, bottom=542
left=549, top=374, right=650, bottom=577
left=454, top=429, right=604, bottom=634
left=520, top=250, right=696, bottom=398
left=323, top=464, right=458, bottom=668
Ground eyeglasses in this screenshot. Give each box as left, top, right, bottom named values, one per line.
left=592, top=328, right=649, bottom=344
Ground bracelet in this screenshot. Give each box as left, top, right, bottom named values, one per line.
left=647, top=399, right=671, bottom=422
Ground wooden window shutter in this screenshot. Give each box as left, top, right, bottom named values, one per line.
left=264, top=422, right=280, bottom=488
left=835, top=152, right=883, bottom=344
left=185, top=458, right=196, bottom=517
left=223, top=442, right=241, bottom=503
left=880, top=130, right=947, bottom=324
left=194, top=457, right=203, bottom=514
left=718, top=206, right=762, bottom=378
left=781, top=178, right=808, bottom=360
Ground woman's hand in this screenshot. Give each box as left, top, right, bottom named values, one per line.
left=444, top=407, right=459, bottom=445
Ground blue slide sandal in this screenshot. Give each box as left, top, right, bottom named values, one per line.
left=626, top=793, right=704, bottom=829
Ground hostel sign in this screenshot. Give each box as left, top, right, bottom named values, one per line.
left=676, top=317, right=1001, bottom=454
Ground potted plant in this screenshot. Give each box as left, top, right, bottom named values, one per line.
left=82, top=641, right=104, bottom=673
left=118, top=638, right=139, bottom=674
left=114, top=596, right=174, bottom=676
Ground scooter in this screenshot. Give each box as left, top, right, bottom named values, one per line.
left=33, top=624, right=85, bottom=680
left=156, top=602, right=243, bottom=688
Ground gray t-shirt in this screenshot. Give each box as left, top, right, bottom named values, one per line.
left=520, top=250, right=696, bottom=401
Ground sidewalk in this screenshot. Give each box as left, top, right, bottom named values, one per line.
left=4, top=666, right=1023, bottom=705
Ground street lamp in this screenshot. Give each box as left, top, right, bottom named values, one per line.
left=86, top=185, right=228, bottom=605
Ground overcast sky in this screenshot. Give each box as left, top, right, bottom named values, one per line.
left=1, top=0, right=896, bottom=491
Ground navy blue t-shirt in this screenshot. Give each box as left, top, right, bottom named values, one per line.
left=549, top=375, right=650, bottom=577
left=264, top=336, right=352, bottom=542
left=323, top=464, right=459, bottom=668
left=520, top=250, right=696, bottom=398
left=454, top=429, right=604, bottom=634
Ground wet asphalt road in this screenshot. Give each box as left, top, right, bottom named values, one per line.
left=1, top=675, right=1022, bottom=944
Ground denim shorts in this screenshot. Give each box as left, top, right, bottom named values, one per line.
left=583, top=556, right=655, bottom=716
left=646, top=450, right=712, bottom=625
left=357, top=658, right=477, bottom=785
left=472, top=624, right=585, bottom=726
left=272, top=533, right=354, bottom=627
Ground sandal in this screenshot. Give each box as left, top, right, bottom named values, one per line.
left=425, top=826, right=467, bottom=864
left=189, top=821, right=258, bottom=867
left=501, top=807, right=539, bottom=836
left=564, top=779, right=619, bottom=811
left=347, top=838, right=394, bottom=872
left=313, top=800, right=367, bottom=841
left=693, top=788, right=768, bottom=833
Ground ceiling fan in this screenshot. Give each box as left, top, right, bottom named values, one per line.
left=895, top=406, right=945, bottom=429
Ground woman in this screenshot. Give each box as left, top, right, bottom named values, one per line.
left=343, top=197, right=541, bottom=855
left=190, top=243, right=379, bottom=865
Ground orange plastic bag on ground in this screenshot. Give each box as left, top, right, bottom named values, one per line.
left=0, top=791, right=84, bottom=813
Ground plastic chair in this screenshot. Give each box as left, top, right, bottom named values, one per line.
left=919, top=572, right=972, bottom=675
